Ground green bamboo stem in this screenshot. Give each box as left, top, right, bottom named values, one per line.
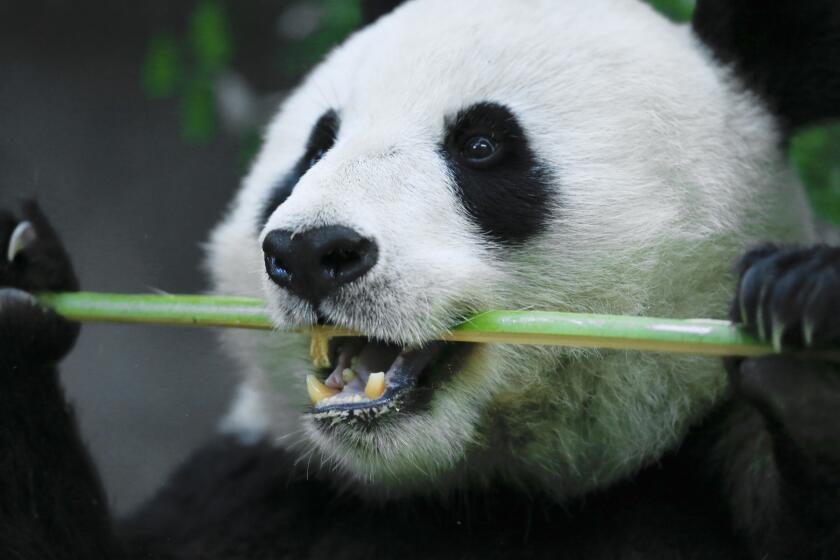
left=35, top=291, right=774, bottom=357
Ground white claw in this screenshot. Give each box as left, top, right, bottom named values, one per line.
left=771, top=319, right=786, bottom=353
left=0, top=287, right=38, bottom=309
left=7, top=221, right=37, bottom=263
left=756, top=305, right=766, bottom=342
left=739, top=288, right=749, bottom=325
left=804, top=322, right=815, bottom=348
left=755, top=283, right=774, bottom=343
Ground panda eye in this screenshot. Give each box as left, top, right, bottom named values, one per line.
left=460, top=134, right=503, bottom=168
left=304, top=110, right=340, bottom=170
left=260, top=109, right=340, bottom=227
left=309, top=148, right=328, bottom=168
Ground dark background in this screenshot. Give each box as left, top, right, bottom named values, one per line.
left=0, top=0, right=837, bottom=515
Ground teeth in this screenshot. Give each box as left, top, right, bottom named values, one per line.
left=365, top=372, right=386, bottom=400
left=306, top=374, right=339, bottom=405
left=318, top=393, right=367, bottom=406
left=309, top=331, right=332, bottom=369
left=342, top=368, right=356, bottom=383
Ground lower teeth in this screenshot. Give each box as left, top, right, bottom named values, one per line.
left=306, top=371, right=387, bottom=407
left=365, top=372, right=386, bottom=400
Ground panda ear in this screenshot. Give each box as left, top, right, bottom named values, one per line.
left=360, top=0, right=409, bottom=25
left=692, top=0, right=840, bottom=136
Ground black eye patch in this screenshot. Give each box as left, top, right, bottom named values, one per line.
left=442, top=102, right=552, bottom=246
left=259, top=109, right=340, bottom=228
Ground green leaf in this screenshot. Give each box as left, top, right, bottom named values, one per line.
left=188, top=0, right=233, bottom=73
left=283, top=0, right=362, bottom=76
left=142, top=33, right=181, bottom=98
left=645, top=0, right=695, bottom=21
left=238, top=130, right=264, bottom=171
left=790, top=124, right=840, bottom=226
left=181, top=77, right=216, bottom=143
left=320, top=0, right=362, bottom=30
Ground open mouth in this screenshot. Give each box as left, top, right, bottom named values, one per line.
left=306, top=337, right=470, bottom=422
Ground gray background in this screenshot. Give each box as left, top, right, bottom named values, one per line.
left=0, top=1, right=298, bottom=514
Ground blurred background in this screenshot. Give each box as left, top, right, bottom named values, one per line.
left=0, top=0, right=837, bottom=515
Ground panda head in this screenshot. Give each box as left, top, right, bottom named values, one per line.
left=207, top=0, right=836, bottom=498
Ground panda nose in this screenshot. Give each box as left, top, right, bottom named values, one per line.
left=262, top=226, right=378, bottom=304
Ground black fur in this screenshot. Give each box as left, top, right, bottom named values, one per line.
left=260, top=110, right=340, bottom=228
left=0, top=203, right=116, bottom=559
left=719, top=245, right=840, bottom=559
left=442, top=102, right=552, bottom=246
left=692, top=0, right=840, bottom=136
left=117, top=434, right=746, bottom=560
left=360, top=0, right=408, bottom=25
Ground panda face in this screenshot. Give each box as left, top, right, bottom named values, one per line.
left=207, top=0, right=817, bottom=498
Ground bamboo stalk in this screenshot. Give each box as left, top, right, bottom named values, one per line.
left=35, top=291, right=774, bottom=357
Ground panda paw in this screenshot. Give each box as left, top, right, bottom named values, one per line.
left=0, top=202, right=80, bottom=366
left=731, top=244, right=840, bottom=351
left=727, top=244, right=840, bottom=458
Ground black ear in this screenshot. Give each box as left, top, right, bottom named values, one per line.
left=693, top=0, right=840, bottom=137
left=360, top=0, right=409, bottom=25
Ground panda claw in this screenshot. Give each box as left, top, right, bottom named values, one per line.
left=771, top=319, right=786, bottom=353
left=739, top=298, right=749, bottom=326
left=803, top=321, right=816, bottom=348
left=733, top=245, right=840, bottom=351
left=6, top=221, right=37, bottom=263
left=0, top=286, right=39, bottom=308
left=755, top=300, right=766, bottom=342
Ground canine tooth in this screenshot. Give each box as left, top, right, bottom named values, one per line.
left=309, top=330, right=332, bottom=369
left=365, top=372, right=385, bottom=400
left=342, top=368, right=356, bottom=383
left=306, top=374, right=339, bottom=405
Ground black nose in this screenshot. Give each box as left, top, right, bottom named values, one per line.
left=262, top=226, right=378, bottom=304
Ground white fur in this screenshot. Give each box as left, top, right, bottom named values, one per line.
left=206, top=0, right=817, bottom=500
left=219, top=384, right=271, bottom=445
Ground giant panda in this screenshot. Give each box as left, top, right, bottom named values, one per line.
left=1, top=0, right=839, bottom=558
